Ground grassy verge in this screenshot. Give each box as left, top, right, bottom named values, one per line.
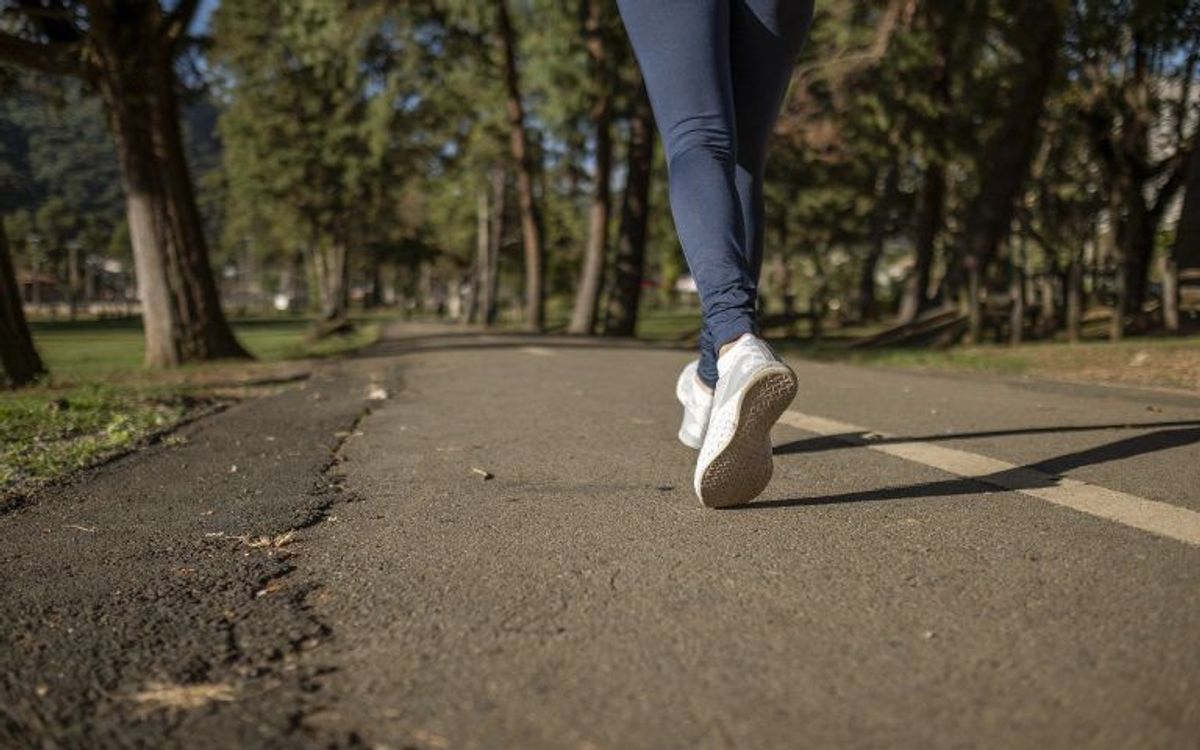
left=794, top=336, right=1200, bottom=392
left=0, top=384, right=202, bottom=493
left=636, top=308, right=701, bottom=342
left=632, top=307, right=1198, bottom=392
left=31, top=316, right=380, bottom=377
left=2, top=316, right=383, bottom=501
left=785, top=342, right=1032, bottom=376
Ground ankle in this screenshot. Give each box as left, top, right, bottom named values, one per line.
left=718, top=332, right=755, bottom=359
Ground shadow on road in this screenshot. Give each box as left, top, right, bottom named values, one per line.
left=749, top=426, right=1200, bottom=510
left=773, top=419, right=1200, bottom=456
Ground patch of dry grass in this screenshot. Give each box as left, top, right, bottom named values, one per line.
left=1010, top=339, right=1200, bottom=392
left=791, top=335, right=1200, bottom=393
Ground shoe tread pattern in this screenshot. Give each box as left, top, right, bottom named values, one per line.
left=696, top=366, right=797, bottom=508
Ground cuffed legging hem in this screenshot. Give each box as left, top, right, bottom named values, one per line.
left=698, top=315, right=756, bottom=387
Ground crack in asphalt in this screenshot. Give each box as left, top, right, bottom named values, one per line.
left=0, top=368, right=379, bottom=748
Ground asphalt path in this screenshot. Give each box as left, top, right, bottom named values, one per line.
left=3, top=324, right=1198, bottom=749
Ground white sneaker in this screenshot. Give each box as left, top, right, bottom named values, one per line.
left=694, top=335, right=798, bottom=508
left=676, top=360, right=713, bottom=450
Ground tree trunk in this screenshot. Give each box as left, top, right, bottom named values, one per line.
left=469, top=185, right=490, bottom=325
left=965, top=263, right=982, bottom=344
left=90, top=5, right=248, bottom=367
left=1038, top=275, right=1057, bottom=338
left=904, top=15, right=953, bottom=320
left=1162, top=257, right=1179, bottom=334
left=67, top=241, right=81, bottom=320
left=417, top=261, right=434, bottom=315
left=485, top=167, right=505, bottom=326
left=567, top=0, right=614, bottom=335
left=898, top=163, right=944, bottom=324
left=370, top=248, right=387, bottom=309
left=855, top=245, right=883, bottom=323
left=1122, top=192, right=1156, bottom=315
left=856, top=168, right=897, bottom=322
left=0, top=218, right=46, bottom=387
left=1102, top=36, right=1193, bottom=319
left=809, top=279, right=826, bottom=343
left=311, top=237, right=349, bottom=325
left=1066, top=257, right=1082, bottom=342
left=1009, top=263, right=1024, bottom=346
left=1111, top=260, right=1126, bottom=341
left=604, top=83, right=654, bottom=337
left=495, top=0, right=545, bottom=332
left=447, top=271, right=465, bottom=322
left=956, top=0, right=1063, bottom=299
left=1171, top=139, right=1200, bottom=273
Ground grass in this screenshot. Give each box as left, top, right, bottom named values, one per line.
left=633, top=307, right=1199, bottom=391
left=31, top=315, right=380, bottom=377
left=786, top=333, right=1200, bottom=392
left=0, top=383, right=199, bottom=491
left=858, top=336, right=1200, bottom=391
left=2, top=315, right=384, bottom=500
left=636, top=307, right=701, bottom=342
left=790, top=343, right=1033, bottom=375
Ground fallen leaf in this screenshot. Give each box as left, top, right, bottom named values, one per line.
left=241, top=531, right=297, bottom=549
left=255, top=581, right=282, bottom=598
left=129, top=682, right=237, bottom=712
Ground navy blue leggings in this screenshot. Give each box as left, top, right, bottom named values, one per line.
left=616, top=0, right=813, bottom=386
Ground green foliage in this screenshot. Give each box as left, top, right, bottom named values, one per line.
left=2, top=0, right=1196, bottom=333
left=0, top=74, right=226, bottom=273
left=0, top=83, right=122, bottom=221
left=216, top=1, right=434, bottom=272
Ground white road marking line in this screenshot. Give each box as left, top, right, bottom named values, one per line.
left=520, top=346, right=555, bottom=357
left=779, top=410, right=1200, bottom=546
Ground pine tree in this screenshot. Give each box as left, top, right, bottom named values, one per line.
left=0, top=0, right=249, bottom=367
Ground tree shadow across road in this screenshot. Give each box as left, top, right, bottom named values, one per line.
left=746, top=423, right=1200, bottom=510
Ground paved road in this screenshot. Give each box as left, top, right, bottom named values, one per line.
left=3, top=323, right=1199, bottom=748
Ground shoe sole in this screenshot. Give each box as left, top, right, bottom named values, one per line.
left=696, top=366, right=797, bottom=508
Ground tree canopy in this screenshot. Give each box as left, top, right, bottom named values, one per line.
left=1, top=0, right=1198, bottom=378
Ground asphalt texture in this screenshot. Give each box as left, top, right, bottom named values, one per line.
left=1, top=363, right=374, bottom=748
left=3, top=323, right=1199, bottom=749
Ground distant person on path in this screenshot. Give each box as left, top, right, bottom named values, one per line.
left=616, top=0, right=814, bottom=507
